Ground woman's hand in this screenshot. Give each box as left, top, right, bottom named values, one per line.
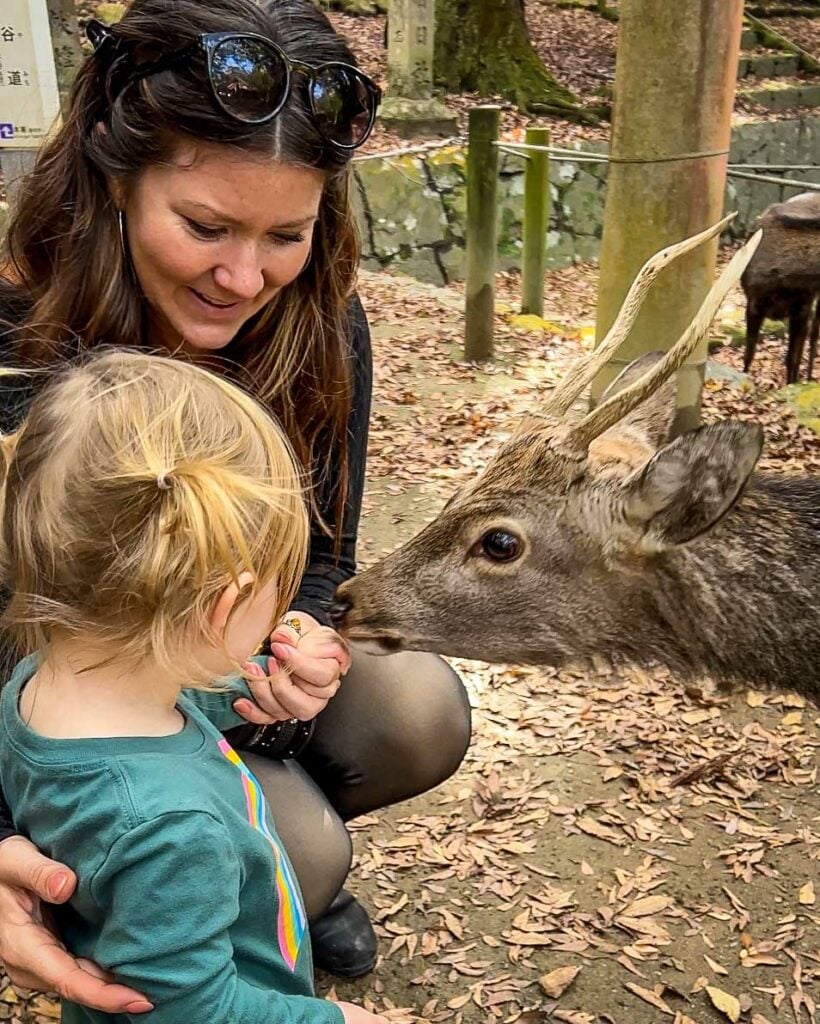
left=0, top=837, right=152, bottom=1014
left=233, top=612, right=350, bottom=725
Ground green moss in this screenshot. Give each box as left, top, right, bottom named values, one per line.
left=778, top=382, right=820, bottom=434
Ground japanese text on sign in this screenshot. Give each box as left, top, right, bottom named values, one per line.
left=0, top=0, right=61, bottom=149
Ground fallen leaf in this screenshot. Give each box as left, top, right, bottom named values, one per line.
left=623, top=982, right=674, bottom=1015
left=446, top=992, right=472, bottom=1010
left=746, top=690, right=766, bottom=707
left=438, top=908, right=464, bottom=939
left=29, top=996, right=61, bottom=1020
left=540, top=965, right=581, bottom=998
left=706, top=986, right=741, bottom=1023
left=798, top=881, right=816, bottom=905
left=622, top=895, right=672, bottom=917
left=681, top=709, right=713, bottom=725
left=509, top=314, right=553, bottom=332
left=576, top=816, right=625, bottom=846
left=705, top=954, right=729, bottom=976
left=741, top=954, right=783, bottom=968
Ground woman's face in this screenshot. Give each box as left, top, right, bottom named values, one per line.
left=121, top=142, right=325, bottom=353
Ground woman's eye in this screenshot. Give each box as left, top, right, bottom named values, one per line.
left=270, top=232, right=306, bottom=247
left=184, top=218, right=225, bottom=240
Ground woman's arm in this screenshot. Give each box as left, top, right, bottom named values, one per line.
left=291, top=295, right=372, bottom=625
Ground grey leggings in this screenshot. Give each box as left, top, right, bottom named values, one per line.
left=241, top=647, right=471, bottom=921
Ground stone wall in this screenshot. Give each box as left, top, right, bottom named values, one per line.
left=353, top=116, right=820, bottom=285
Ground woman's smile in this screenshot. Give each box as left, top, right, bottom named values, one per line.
left=186, top=286, right=246, bottom=320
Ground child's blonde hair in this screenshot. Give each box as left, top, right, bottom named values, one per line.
left=0, top=351, right=309, bottom=686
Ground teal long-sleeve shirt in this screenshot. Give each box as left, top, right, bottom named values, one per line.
left=0, top=655, right=344, bottom=1024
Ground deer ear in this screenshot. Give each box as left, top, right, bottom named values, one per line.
left=598, top=351, right=677, bottom=450
left=623, top=422, right=763, bottom=549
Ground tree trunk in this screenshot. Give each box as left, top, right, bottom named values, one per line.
left=592, top=0, right=744, bottom=434
left=434, top=0, right=577, bottom=112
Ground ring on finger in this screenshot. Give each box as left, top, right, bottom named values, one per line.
left=282, top=617, right=303, bottom=639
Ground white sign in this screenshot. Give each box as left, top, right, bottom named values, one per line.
left=0, top=0, right=61, bottom=149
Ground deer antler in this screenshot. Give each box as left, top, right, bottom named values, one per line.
left=543, top=213, right=737, bottom=418
left=566, top=228, right=763, bottom=450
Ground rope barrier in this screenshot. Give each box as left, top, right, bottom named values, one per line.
left=492, top=140, right=820, bottom=189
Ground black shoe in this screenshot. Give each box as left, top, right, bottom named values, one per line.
left=310, top=889, right=378, bottom=978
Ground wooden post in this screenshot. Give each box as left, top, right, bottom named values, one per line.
left=379, top=0, right=457, bottom=139
left=592, top=0, right=744, bottom=433
left=521, top=126, right=551, bottom=317
left=464, top=105, right=500, bottom=362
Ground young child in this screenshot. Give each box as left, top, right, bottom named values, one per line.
left=0, top=352, right=388, bottom=1024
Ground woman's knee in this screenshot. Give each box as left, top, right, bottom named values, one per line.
left=377, top=651, right=472, bottom=786
left=303, top=648, right=472, bottom=816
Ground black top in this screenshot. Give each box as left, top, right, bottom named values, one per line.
left=0, top=283, right=372, bottom=842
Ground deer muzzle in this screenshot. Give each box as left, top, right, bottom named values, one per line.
left=330, top=578, right=411, bottom=653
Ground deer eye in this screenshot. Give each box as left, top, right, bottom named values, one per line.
left=476, top=529, right=522, bottom=563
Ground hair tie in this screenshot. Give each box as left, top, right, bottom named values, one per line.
left=156, top=471, right=172, bottom=490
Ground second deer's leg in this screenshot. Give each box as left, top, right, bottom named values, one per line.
left=744, top=297, right=765, bottom=373
left=808, top=297, right=819, bottom=381
left=786, top=299, right=810, bottom=384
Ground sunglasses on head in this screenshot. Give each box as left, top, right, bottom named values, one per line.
left=87, top=20, right=382, bottom=150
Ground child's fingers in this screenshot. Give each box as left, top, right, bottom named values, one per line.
left=232, top=697, right=289, bottom=725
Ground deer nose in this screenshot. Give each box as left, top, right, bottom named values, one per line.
left=329, top=592, right=354, bottom=630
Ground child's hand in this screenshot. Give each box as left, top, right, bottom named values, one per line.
left=337, top=1001, right=392, bottom=1024
left=233, top=612, right=349, bottom=725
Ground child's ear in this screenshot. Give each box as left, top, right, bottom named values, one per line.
left=211, top=571, right=255, bottom=635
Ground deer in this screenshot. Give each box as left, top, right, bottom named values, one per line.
left=332, top=217, right=820, bottom=703
left=742, top=191, right=820, bottom=384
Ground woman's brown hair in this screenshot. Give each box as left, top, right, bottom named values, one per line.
left=2, top=0, right=360, bottom=541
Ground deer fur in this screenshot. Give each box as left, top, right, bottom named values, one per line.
left=333, top=225, right=820, bottom=701
left=742, top=191, right=820, bottom=384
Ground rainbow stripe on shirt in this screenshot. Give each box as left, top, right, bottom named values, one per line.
left=218, top=738, right=307, bottom=971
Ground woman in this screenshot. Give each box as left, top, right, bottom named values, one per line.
left=0, top=0, right=472, bottom=1011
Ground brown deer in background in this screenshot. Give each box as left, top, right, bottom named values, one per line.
left=742, top=191, right=820, bottom=384
left=333, top=220, right=820, bottom=702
